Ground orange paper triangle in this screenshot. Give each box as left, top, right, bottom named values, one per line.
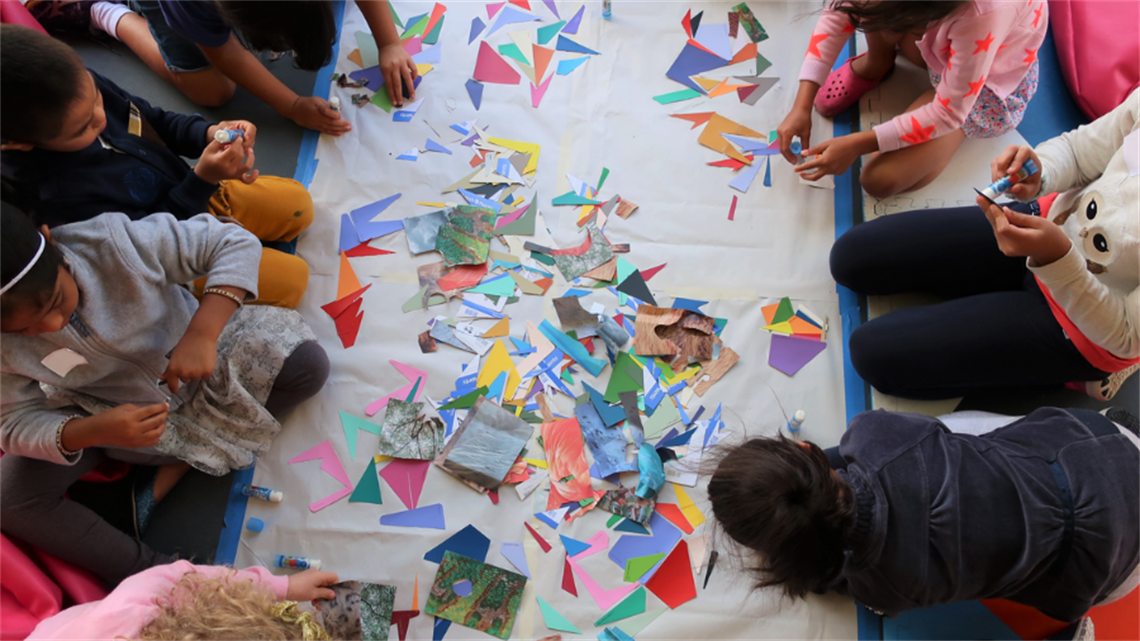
left=654, top=503, right=694, bottom=534
left=347, top=48, right=363, bottom=68
left=412, top=574, right=419, bottom=610
left=337, top=252, right=362, bottom=299
left=532, top=44, right=554, bottom=83
left=671, top=112, right=715, bottom=129
left=708, top=78, right=745, bottom=98
left=482, top=316, right=510, bottom=338
left=692, top=76, right=721, bottom=92
left=761, top=302, right=780, bottom=325
left=788, top=316, right=823, bottom=338
left=730, top=42, right=758, bottom=65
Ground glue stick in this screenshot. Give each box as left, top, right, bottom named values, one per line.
left=981, top=158, right=1039, bottom=201
left=603, top=0, right=612, bottom=20
left=214, top=129, right=244, bottom=144
left=275, top=554, right=320, bottom=570
left=241, top=484, right=283, bottom=502
left=787, top=410, right=805, bottom=433
left=329, top=96, right=341, bottom=113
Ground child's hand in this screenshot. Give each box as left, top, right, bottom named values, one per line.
left=990, top=144, right=1043, bottom=201
left=380, top=43, right=417, bottom=108
left=977, top=196, right=1072, bottom=266
left=777, top=106, right=812, bottom=164
left=288, top=569, right=340, bottom=601
left=93, top=403, right=169, bottom=448
left=288, top=96, right=352, bottom=136
left=796, top=135, right=862, bottom=180
left=207, top=120, right=258, bottom=149
left=160, top=329, right=217, bottom=395
left=194, top=139, right=258, bottom=185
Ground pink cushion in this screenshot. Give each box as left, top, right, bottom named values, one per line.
left=1, top=535, right=108, bottom=640
left=1050, top=0, right=1140, bottom=120
left=0, top=0, right=47, bottom=34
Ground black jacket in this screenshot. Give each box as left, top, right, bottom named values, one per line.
left=1, top=71, right=216, bottom=226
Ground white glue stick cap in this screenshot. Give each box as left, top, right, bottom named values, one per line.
left=269, top=490, right=284, bottom=503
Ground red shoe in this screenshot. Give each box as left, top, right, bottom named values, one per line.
left=814, top=53, right=894, bottom=118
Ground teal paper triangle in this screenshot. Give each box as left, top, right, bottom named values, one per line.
left=559, top=534, right=591, bottom=557
left=349, top=459, right=383, bottom=504
left=615, top=256, right=637, bottom=285
left=537, top=595, right=581, bottom=634
left=340, top=411, right=383, bottom=461
left=594, top=587, right=646, bottom=626
left=537, top=20, right=566, bottom=45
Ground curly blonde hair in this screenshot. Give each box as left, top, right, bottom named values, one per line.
left=135, top=570, right=306, bottom=640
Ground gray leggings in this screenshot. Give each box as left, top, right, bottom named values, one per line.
left=0, top=340, right=329, bottom=584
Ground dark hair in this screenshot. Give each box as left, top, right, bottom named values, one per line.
left=0, top=25, right=86, bottom=144
left=1, top=201, right=63, bottom=315
left=215, top=1, right=336, bottom=71
left=829, top=0, right=969, bottom=34
left=707, top=435, right=854, bottom=598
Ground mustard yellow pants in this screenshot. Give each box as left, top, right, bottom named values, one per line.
left=195, top=176, right=313, bottom=308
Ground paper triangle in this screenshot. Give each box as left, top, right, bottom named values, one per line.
left=531, top=73, right=553, bottom=107
left=773, top=296, right=795, bottom=323
left=730, top=41, right=758, bottom=65
left=537, top=20, right=565, bottom=45
left=556, top=55, right=589, bottom=76
left=709, top=79, right=746, bottom=98
left=644, top=539, right=696, bottom=608
left=380, top=503, right=445, bottom=529
left=560, top=534, right=592, bottom=557
left=623, top=554, right=666, bottom=583
left=487, top=2, right=504, bottom=18
left=768, top=334, right=827, bottom=376
left=364, top=361, right=428, bottom=416
left=788, top=316, right=823, bottom=338
left=496, top=198, right=537, bottom=235
left=397, top=147, right=420, bottom=161
left=741, top=76, right=779, bottom=106
left=563, top=5, right=584, bottom=33
left=336, top=253, right=363, bottom=299
left=671, top=112, right=714, bottom=129
left=487, top=5, right=539, bottom=36
left=728, top=160, right=762, bottom=193
left=653, top=503, right=694, bottom=534
left=498, top=42, right=530, bottom=66
left=537, top=595, right=581, bottom=634
left=692, top=76, right=720, bottom=92
left=465, top=79, right=484, bottom=109
left=350, top=194, right=403, bottom=243
left=288, top=440, right=353, bottom=512
left=476, top=340, right=522, bottom=400
left=561, top=554, right=578, bottom=595
left=613, top=518, right=649, bottom=534
left=618, top=609, right=666, bottom=637
left=322, top=284, right=371, bottom=320
left=595, top=586, right=647, bottom=625
left=379, top=458, right=430, bottom=510
left=641, top=263, right=666, bottom=281
left=555, top=34, right=599, bottom=55
left=509, top=29, right=534, bottom=65
left=349, top=459, right=383, bottom=504
left=468, top=16, right=485, bottom=43
left=525, top=521, right=553, bottom=552
left=345, top=244, right=394, bottom=257
left=689, top=10, right=703, bottom=35
left=481, top=317, right=511, bottom=338
left=500, top=542, right=531, bottom=578
left=424, top=138, right=452, bottom=154
left=736, top=84, right=760, bottom=102
left=542, top=0, right=559, bottom=18
left=339, top=411, right=383, bottom=461
left=424, top=524, right=491, bottom=563
left=475, top=41, right=521, bottom=84
left=334, top=299, right=364, bottom=349
left=615, top=270, right=656, bottom=305
left=673, top=484, right=707, bottom=528
left=681, top=9, right=692, bottom=38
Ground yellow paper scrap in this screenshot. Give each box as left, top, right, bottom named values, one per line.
left=476, top=340, right=522, bottom=400
left=482, top=317, right=511, bottom=338
left=416, top=63, right=434, bottom=76
left=673, top=484, right=707, bottom=528
left=664, top=365, right=701, bottom=387
left=488, top=137, right=541, bottom=174
left=523, top=458, right=549, bottom=469
left=764, top=321, right=795, bottom=335
left=417, top=201, right=449, bottom=207
left=692, top=76, right=721, bottom=91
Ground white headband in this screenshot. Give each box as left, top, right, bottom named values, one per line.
left=0, top=234, right=46, bottom=296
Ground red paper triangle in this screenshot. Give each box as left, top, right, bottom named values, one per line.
left=670, top=112, right=715, bottom=130
left=708, top=157, right=748, bottom=170
left=640, top=263, right=666, bottom=282
left=561, top=554, right=578, bottom=596
left=334, top=298, right=364, bottom=348
left=488, top=489, right=500, bottom=504
left=645, top=540, right=696, bottom=608
left=391, top=610, right=419, bottom=641
left=730, top=42, right=758, bottom=65
left=509, top=0, right=530, bottom=9
left=345, top=243, right=395, bottom=257
left=654, top=503, right=695, bottom=534
left=474, top=41, right=521, bottom=85
left=614, top=313, right=625, bottom=327
left=685, top=38, right=722, bottom=59
left=737, top=84, right=760, bottom=102
left=321, top=284, right=371, bottom=320
left=681, top=9, right=693, bottom=38
left=525, top=522, right=553, bottom=553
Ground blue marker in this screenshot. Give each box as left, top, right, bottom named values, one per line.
left=214, top=129, right=244, bottom=144
left=603, top=0, right=612, bottom=20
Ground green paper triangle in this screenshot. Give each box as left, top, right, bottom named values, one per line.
left=607, top=513, right=623, bottom=527
left=389, top=4, right=403, bottom=29
left=773, top=296, right=795, bottom=324
left=371, top=88, right=394, bottom=113
left=623, top=553, right=665, bottom=582
left=594, top=587, right=646, bottom=626
left=498, top=43, right=531, bottom=67
left=551, top=191, right=602, bottom=206
left=537, top=20, right=566, bottom=45
left=405, top=377, right=422, bottom=402
left=440, top=387, right=488, bottom=410
left=618, top=609, right=666, bottom=637
left=349, top=458, right=383, bottom=504
left=340, top=411, right=383, bottom=461
left=615, top=257, right=637, bottom=286
left=537, top=595, right=581, bottom=634
left=423, top=14, right=444, bottom=45
left=597, top=167, right=611, bottom=191
left=531, top=252, right=555, bottom=266
left=497, top=198, right=537, bottom=236
left=560, top=367, right=575, bottom=384
left=755, top=52, right=772, bottom=75
left=604, top=352, right=644, bottom=403
left=403, top=14, right=429, bottom=39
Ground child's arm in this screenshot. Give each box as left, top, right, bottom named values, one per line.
left=357, top=0, right=418, bottom=108
left=778, top=10, right=855, bottom=162
left=1033, top=90, right=1140, bottom=195
left=198, top=35, right=351, bottom=136
left=94, top=71, right=214, bottom=159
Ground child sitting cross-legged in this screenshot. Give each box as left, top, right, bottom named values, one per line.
left=1, top=24, right=312, bottom=309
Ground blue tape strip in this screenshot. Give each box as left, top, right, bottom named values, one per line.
left=216, top=0, right=346, bottom=565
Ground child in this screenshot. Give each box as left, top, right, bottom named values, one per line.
left=778, top=0, right=1047, bottom=198
left=0, top=204, right=329, bottom=584
left=707, top=407, right=1140, bottom=622
left=831, top=89, right=1139, bottom=401
left=82, top=0, right=414, bottom=131
left=0, top=24, right=312, bottom=309
left=27, top=561, right=339, bottom=639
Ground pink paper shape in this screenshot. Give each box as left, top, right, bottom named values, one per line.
left=769, top=334, right=827, bottom=376
left=365, top=361, right=429, bottom=416
left=379, top=458, right=431, bottom=509
left=288, top=440, right=353, bottom=512
left=404, top=36, right=423, bottom=56
left=487, top=1, right=505, bottom=18
left=474, top=41, right=521, bottom=84
left=569, top=530, right=609, bottom=560
left=531, top=73, right=553, bottom=108
left=568, top=557, right=640, bottom=611
left=494, top=203, right=529, bottom=229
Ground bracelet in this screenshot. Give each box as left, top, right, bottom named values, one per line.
left=56, top=415, right=82, bottom=458
left=203, top=287, right=244, bottom=307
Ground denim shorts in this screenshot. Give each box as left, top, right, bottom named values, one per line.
left=131, top=0, right=212, bottom=73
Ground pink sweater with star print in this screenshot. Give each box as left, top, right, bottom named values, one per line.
left=799, top=0, right=1049, bottom=152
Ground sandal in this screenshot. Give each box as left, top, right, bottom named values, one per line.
left=1068, top=363, right=1140, bottom=402
left=814, top=53, right=894, bottom=118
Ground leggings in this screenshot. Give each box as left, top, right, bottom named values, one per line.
left=0, top=340, right=329, bottom=584
left=830, top=204, right=1107, bottom=400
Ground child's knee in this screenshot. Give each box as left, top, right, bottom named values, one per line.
left=262, top=177, right=314, bottom=238
left=256, top=251, right=309, bottom=309
left=860, top=167, right=906, bottom=200
left=849, top=324, right=908, bottom=396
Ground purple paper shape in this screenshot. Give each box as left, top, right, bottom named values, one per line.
left=350, top=193, right=404, bottom=243
left=452, top=579, right=473, bottom=597
left=465, top=79, right=484, bottom=110
left=413, top=44, right=442, bottom=65
left=424, top=524, right=491, bottom=563
left=763, top=156, right=773, bottom=187
left=469, top=16, right=485, bottom=43
left=563, top=5, right=584, bottom=33
left=665, top=43, right=730, bottom=93
left=425, top=138, right=452, bottom=154
left=487, top=5, right=540, bottom=36
left=769, top=334, right=827, bottom=376
left=608, top=510, right=682, bottom=583
left=379, top=458, right=431, bottom=509
left=339, top=213, right=359, bottom=253
left=542, top=0, right=560, bottom=19
left=500, top=542, right=532, bottom=578
left=380, top=503, right=445, bottom=529
left=288, top=440, right=353, bottom=512
left=348, top=65, right=384, bottom=88
left=728, top=160, right=762, bottom=193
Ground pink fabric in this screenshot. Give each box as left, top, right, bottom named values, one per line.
left=0, top=0, right=47, bottom=34
left=27, top=561, right=290, bottom=640
left=0, top=536, right=107, bottom=641
left=800, top=0, right=1048, bottom=152
left=1049, top=0, right=1140, bottom=121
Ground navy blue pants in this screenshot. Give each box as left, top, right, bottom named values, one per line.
left=830, top=204, right=1106, bottom=400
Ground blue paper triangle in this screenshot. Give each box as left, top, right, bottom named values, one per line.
left=563, top=5, right=584, bottom=34
left=614, top=519, right=650, bottom=534
left=728, top=160, right=762, bottom=193
left=433, top=618, right=452, bottom=641
left=556, top=56, right=590, bottom=76
left=585, top=383, right=626, bottom=427
left=665, top=43, right=730, bottom=93
left=487, top=5, right=539, bottom=36
left=380, top=503, right=445, bottom=529
left=560, top=534, right=592, bottom=557
left=339, top=213, right=359, bottom=253
left=556, top=34, right=599, bottom=55
left=424, top=524, right=491, bottom=563
left=413, top=43, right=442, bottom=65
left=671, top=298, right=709, bottom=312
left=468, top=16, right=485, bottom=44
left=487, top=371, right=508, bottom=401
left=424, top=138, right=452, bottom=154
left=350, top=194, right=404, bottom=243
left=465, top=79, right=483, bottom=110
left=884, top=600, right=1022, bottom=640
left=763, top=157, right=772, bottom=187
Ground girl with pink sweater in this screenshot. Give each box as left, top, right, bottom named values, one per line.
left=778, top=1, right=1048, bottom=198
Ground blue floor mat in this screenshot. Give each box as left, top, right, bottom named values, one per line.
left=1016, top=30, right=1088, bottom=147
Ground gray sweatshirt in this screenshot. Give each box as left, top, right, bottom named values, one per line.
left=1, top=213, right=260, bottom=465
